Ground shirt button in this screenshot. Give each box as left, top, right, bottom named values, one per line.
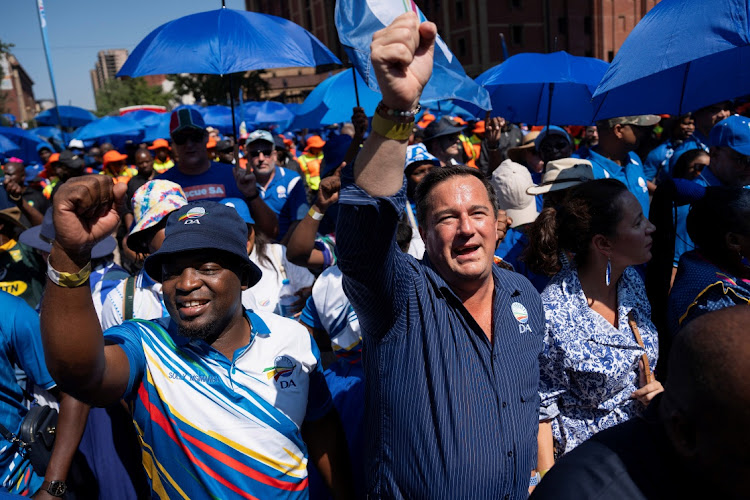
left=502, top=402, right=507, bottom=408
left=504, top=495, right=510, bottom=500
left=507, top=450, right=513, bottom=457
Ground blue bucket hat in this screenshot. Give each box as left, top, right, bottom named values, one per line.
left=405, top=143, right=440, bottom=173
left=710, top=114, right=750, bottom=156
left=144, top=201, right=260, bottom=287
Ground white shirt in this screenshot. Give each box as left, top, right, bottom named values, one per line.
left=249, top=243, right=315, bottom=314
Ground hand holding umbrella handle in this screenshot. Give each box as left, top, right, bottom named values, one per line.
left=370, top=12, right=437, bottom=112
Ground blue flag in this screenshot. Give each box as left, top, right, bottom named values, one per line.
left=335, top=0, right=491, bottom=111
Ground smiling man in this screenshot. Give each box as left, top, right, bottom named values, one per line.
left=39, top=176, right=352, bottom=499
left=336, top=13, right=545, bottom=499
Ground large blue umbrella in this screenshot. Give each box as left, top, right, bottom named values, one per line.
left=293, top=68, right=381, bottom=129
left=0, top=127, right=52, bottom=164
left=593, top=0, right=750, bottom=119
left=245, top=101, right=295, bottom=127
left=136, top=113, right=171, bottom=143
left=475, top=51, right=609, bottom=125
left=118, top=8, right=341, bottom=76
left=117, top=8, right=341, bottom=138
left=34, top=106, right=97, bottom=128
left=74, top=116, right=145, bottom=149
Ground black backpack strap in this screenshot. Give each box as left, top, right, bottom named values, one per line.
left=123, top=276, right=136, bottom=321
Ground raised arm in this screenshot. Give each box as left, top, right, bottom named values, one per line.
left=353, top=13, right=436, bottom=196
left=40, top=175, right=132, bottom=406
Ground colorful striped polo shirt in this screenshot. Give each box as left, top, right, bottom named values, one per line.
left=104, top=309, right=332, bottom=499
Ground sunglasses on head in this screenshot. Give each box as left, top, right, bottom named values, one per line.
left=248, top=148, right=273, bottom=158
left=172, top=129, right=205, bottom=146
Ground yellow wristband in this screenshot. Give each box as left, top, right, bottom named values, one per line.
left=371, top=112, right=414, bottom=141
left=307, top=207, right=324, bottom=221
left=539, top=469, right=550, bottom=479
left=47, top=260, right=92, bottom=288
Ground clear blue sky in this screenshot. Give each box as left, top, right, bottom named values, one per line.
left=3, top=0, right=248, bottom=111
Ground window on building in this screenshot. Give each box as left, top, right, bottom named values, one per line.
left=456, top=0, right=464, bottom=20
left=511, top=25, right=524, bottom=46
left=306, top=8, right=313, bottom=29
left=585, top=50, right=593, bottom=57
left=584, top=16, right=592, bottom=35
left=608, top=50, right=614, bottom=62
left=511, top=0, right=522, bottom=8
left=558, top=17, right=568, bottom=35
left=457, top=37, right=467, bottom=57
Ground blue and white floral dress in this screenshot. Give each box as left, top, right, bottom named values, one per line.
left=538, top=266, right=659, bottom=455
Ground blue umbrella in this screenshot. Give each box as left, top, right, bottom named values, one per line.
left=74, top=116, right=145, bottom=149
left=117, top=8, right=341, bottom=138
left=245, top=101, right=295, bottom=128
left=293, top=68, right=381, bottom=129
left=475, top=51, right=609, bottom=125
left=0, top=135, right=21, bottom=157
left=593, top=0, right=750, bottom=118
left=118, top=8, right=341, bottom=76
left=138, top=113, right=171, bottom=143
left=34, top=106, right=97, bottom=128
left=0, top=127, right=52, bottom=164
left=201, top=105, right=239, bottom=135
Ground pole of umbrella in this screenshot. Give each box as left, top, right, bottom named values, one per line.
left=351, top=68, right=361, bottom=108
left=227, top=73, right=239, bottom=165
left=545, top=82, right=555, bottom=137
left=35, top=0, right=65, bottom=135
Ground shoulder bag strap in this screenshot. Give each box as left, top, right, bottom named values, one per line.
left=627, top=311, right=654, bottom=384
left=123, top=276, right=136, bottom=321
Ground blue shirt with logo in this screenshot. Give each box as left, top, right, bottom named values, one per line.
left=156, top=162, right=244, bottom=202
left=337, top=179, right=545, bottom=500
left=259, top=166, right=309, bottom=240
left=574, top=148, right=650, bottom=218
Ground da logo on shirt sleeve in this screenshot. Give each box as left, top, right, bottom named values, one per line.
left=263, top=355, right=297, bottom=388
left=178, top=206, right=206, bottom=225
left=511, top=302, right=532, bottom=334
left=638, top=176, right=648, bottom=193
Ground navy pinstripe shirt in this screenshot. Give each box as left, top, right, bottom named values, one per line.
left=337, top=180, right=545, bottom=500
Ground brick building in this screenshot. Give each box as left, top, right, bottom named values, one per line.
left=0, top=53, right=36, bottom=124
left=245, top=0, right=660, bottom=96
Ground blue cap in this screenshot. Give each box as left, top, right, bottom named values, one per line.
left=534, top=126, right=572, bottom=150
left=144, top=201, right=260, bottom=287
left=405, top=143, right=440, bottom=172
left=220, top=198, right=255, bottom=225
left=710, top=114, right=750, bottom=156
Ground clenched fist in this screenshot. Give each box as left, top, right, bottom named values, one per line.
left=52, top=176, right=127, bottom=256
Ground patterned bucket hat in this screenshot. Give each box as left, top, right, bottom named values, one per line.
left=128, top=180, right=188, bottom=248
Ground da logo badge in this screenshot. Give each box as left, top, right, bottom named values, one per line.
left=511, top=302, right=532, bottom=334
left=263, top=355, right=297, bottom=388
left=178, top=207, right=206, bottom=225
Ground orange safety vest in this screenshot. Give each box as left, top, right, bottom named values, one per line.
left=298, top=152, right=323, bottom=191
left=460, top=134, right=479, bottom=168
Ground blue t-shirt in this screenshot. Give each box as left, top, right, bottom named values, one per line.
left=575, top=148, right=650, bottom=218
left=0, top=292, right=56, bottom=494
left=259, top=166, right=309, bottom=240
left=156, top=162, right=244, bottom=202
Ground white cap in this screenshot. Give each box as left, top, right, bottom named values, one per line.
left=490, top=160, right=539, bottom=228
left=67, top=138, right=84, bottom=149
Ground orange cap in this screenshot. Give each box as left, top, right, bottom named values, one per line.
left=305, top=135, right=326, bottom=151
left=103, top=150, right=128, bottom=167
left=147, top=138, right=171, bottom=150
left=473, top=120, right=485, bottom=134
left=44, top=152, right=60, bottom=168
left=417, top=113, right=436, bottom=129
left=207, top=137, right=217, bottom=149
left=452, top=116, right=467, bottom=126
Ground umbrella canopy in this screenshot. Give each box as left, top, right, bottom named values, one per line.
left=201, top=105, right=240, bottom=135
left=118, top=8, right=341, bottom=77
left=593, top=0, right=750, bottom=119
left=475, top=51, right=609, bottom=125
left=138, top=113, right=171, bottom=143
left=0, top=135, right=21, bottom=157
left=74, top=116, right=145, bottom=149
left=293, top=68, right=382, bottom=129
left=0, top=127, right=53, bottom=164
left=244, top=101, right=295, bottom=128
left=34, top=106, right=97, bottom=128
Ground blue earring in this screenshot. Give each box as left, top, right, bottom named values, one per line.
left=605, top=258, right=611, bottom=287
